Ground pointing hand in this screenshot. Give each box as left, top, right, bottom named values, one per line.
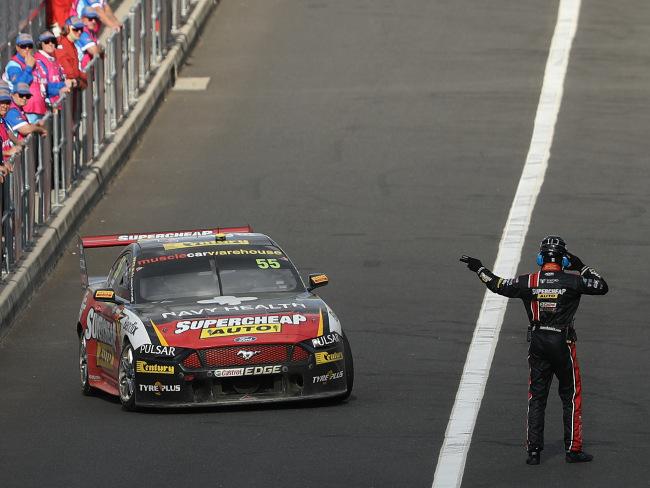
left=460, top=255, right=483, bottom=273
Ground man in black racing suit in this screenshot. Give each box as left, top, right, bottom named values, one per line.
left=460, top=236, right=608, bottom=465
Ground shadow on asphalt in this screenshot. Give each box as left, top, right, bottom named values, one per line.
left=84, top=387, right=357, bottom=415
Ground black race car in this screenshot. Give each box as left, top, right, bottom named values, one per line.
left=77, top=226, right=353, bottom=410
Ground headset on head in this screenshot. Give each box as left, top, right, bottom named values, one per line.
left=537, top=253, right=570, bottom=268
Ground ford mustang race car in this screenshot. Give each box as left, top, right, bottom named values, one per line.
left=76, top=226, right=353, bottom=410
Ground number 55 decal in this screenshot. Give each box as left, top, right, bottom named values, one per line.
left=256, top=258, right=280, bottom=269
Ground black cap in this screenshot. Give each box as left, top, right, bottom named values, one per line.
left=539, top=235, right=566, bottom=253
left=539, top=235, right=567, bottom=264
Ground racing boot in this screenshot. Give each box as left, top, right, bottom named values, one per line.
left=526, top=451, right=541, bottom=465
left=565, top=450, right=593, bottom=463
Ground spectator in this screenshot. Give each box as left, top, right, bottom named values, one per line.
left=72, top=0, right=122, bottom=32
left=1, top=87, right=23, bottom=180
left=4, top=83, right=48, bottom=140
left=2, top=34, right=35, bottom=89
left=56, top=17, right=88, bottom=89
left=2, top=34, right=48, bottom=124
left=34, top=31, right=74, bottom=109
left=77, top=8, right=103, bottom=70
left=47, top=0, right=75, bottom=37
left=1, top=87, right=12, bottom=181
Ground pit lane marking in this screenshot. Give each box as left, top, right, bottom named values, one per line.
left=432, top=1, right=582, bottom=486
left=173, top=77, right=211, bottom=90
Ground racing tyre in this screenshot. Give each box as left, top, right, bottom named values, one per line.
left=337, top=334, right=354, bottom=401
left=79, top=335, right=94, bottom=396
left=118, top=342, right=137, bottom=411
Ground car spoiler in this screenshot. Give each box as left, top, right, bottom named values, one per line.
left=78, top=226, right=252, bottom=288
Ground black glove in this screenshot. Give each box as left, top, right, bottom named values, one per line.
left=460, top=255, right=483, bottom=273
left=565, top=252, right=585, bottom=271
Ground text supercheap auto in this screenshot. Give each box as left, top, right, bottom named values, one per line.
left=174, top=313, right=307, bottom=334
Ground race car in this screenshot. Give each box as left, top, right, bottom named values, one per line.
left=76, top=226, right=353, bottom=410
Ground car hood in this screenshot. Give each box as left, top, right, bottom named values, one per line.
left=130, top=293, right=332, bottom=349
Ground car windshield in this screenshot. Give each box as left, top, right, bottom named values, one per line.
left=133, top=245, right=303, bottom=302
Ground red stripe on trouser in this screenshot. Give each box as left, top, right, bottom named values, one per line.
left=569, top=343, right=583, bottom=451
left=525, top=365, right=532, bottom=450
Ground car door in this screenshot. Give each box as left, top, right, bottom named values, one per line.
left=94, top=253, right=131, bottom=383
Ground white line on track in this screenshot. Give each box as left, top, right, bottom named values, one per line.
left=431, top=1, right=582, bottom=487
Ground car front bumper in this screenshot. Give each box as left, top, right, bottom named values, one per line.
left=134, top=349, right=348, bottom=408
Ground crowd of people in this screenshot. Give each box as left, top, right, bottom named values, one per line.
left=0, top=1, right=122, bottom=183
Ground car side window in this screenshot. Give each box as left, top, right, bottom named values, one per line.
left=107, top=254, right=131, bottom=300
left=114, top=254, right=132, bottom=301
left=107, top=256, right=124, bottom=289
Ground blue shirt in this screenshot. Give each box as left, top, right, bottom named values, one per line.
left=4, top=105, right=29, bottom=132
left=74, top=31, right=97, bottom=61
left=3, top=54, right=34, bottom=90
left=75, top=0, right=105, bottom=17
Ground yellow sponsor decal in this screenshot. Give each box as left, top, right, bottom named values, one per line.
left=311, top=274, right=328, bottom=284
left=315, top=351, right=344, bottom=365
left=136, top=360, right=174, bottom=374
left=317, top=309, right=324, bottom=337
left=95, top=289, right=115, bottom=299
left=151, top=320, right=169, bottom=346
left=200, top=324, right=282, bottom=339
left=537, top=294, right=558, bottom=299
left=163, top=240, right=250, bottom=250
left=96, top=342, right=116, bottom=370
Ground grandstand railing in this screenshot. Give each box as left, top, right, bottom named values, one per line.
left=1, top=0, right=196, bottom=278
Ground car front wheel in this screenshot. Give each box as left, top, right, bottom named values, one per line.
left=118, top=342, right=137, bottom=411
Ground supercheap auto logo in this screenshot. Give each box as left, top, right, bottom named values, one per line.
left=118, top=231, right=215, bottom=241
left=175, top=313, right=306, bottom=334
left=135, top=361, right=174, bottom=374
left=200, top=324, right=282, bottom=339
left=84, top=308, right=116, bottom=346
left=314, top=351, right=344, bottom=365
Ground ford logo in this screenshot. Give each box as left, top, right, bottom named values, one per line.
left=234, top=336, right=257, bottom=343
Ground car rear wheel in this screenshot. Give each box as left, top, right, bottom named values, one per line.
left=118, top=342, right=137, bottom=411
left=79, top=336, right=94, bottom=396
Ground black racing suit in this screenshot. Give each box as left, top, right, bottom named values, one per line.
left=475, top=262, right=608, bottom=452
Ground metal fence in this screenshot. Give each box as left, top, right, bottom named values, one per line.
left=1, top=0, right=197, bottom=279
left=1, top=0, right=47, bottom=69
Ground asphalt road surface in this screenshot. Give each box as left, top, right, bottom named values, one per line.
left=1, top=1, right=649, bottom=487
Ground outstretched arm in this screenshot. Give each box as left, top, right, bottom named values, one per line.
left=459, top=255, right=525, bottom=298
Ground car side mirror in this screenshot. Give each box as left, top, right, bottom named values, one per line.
left=94, top=288, right=120, bottom=303
left=308, top=273, right=329, bottom=291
